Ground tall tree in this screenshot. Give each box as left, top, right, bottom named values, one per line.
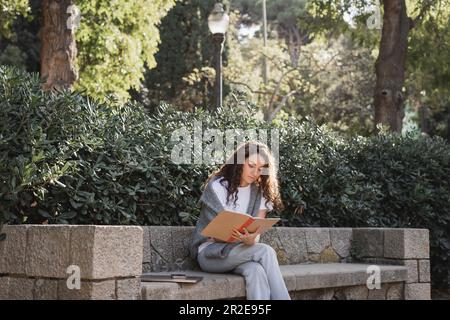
left=308, top=0, right=446, bottom=133
left=373, top=0, right=409, bottom=132
left=0, top=0, right=176, bottom=101
left=40, top=0, right=78, bottom=91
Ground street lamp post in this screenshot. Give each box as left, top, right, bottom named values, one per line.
left=208, top=3, right=229, bottom=110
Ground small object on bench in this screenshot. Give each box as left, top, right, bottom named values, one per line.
left=141, top=273, right=203, bottom=284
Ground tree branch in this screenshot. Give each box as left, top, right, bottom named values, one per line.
left=268, top=90, right=297, bottom=121
left=227, top=81, right=272, bottom=95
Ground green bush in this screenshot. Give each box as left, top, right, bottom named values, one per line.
left=0, top=66, right=263, bottom=226
left=1, top=65, right=449, bottom=288
left=277, top=120, right=450, bottom=288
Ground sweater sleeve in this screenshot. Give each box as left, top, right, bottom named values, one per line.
left=211, top=179, right=228, bottom=208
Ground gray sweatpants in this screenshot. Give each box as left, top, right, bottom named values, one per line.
left=197, top=242, right=291, bottom=300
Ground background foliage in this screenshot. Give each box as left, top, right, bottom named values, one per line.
left=0, top=0, right=176, bottom=102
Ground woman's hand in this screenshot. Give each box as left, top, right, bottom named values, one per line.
left=231, top=226, right=264, bottom=246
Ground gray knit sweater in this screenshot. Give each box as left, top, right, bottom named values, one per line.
left=189, top=176, right=262, bottom=260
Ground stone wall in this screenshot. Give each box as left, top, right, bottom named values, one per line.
left=291, top=282, right=405, bottom=300
left=1, top=225, right=430, bottom=300
left=142, top=226, right=431, bottom=300
left=0, top=225, right=143, bottom=300
left=352, top=228, right=431, bottom=300
left=142, top=227, right=354, bottom=273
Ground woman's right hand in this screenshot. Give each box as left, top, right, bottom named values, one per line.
left=231, top=226, right=264, bottom=245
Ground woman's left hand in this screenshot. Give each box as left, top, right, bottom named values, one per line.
left=231, top=227, right=263, bottom=245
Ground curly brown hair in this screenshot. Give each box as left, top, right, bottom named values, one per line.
left=205, top=141, right=284, bottom=212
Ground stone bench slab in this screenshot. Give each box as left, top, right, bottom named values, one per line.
left=141, top=263, right=407, bottom=300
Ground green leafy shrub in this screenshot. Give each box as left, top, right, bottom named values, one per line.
left=1, top=65, right=449, bottom=288
left=0, top=66, right=262, bottom=226
left=277, top=119, right=450, bottom=288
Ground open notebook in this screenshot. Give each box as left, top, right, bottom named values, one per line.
left=201, top=210, right=280, bottom=243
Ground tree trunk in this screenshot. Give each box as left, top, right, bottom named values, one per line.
left=40, top=0, right=78, bottom=91
left=374, top=0, right=411, bottom=133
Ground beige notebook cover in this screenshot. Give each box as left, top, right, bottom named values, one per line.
left=201, top=210, right=280, bottom=243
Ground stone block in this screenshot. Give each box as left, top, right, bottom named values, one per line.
left=304, top=228, right=330, bottom=254
left=379, top=267, right=408, bottom=283
left=0, top=225, right=29, bottom=275
left=33, top=278, right=58, bottom=300
left=142, top=226, right=151, bottom=264
left=402, top=260, right=418, bottom=283
left=330, top=228, right=352, bottom=258
left=261, top=228, right=284, bottom=262
left=58, top=279, right=116, bottom=300
left=116, top=278, right=141, bottom=300
left=227, top=279, right=246, bottom=298
left=0, top=276, right=10, bottom=299
left=177, top=274, right=230, bottom=300
left=26, top=225, right=71, bottom=278
left=418, top=260, right=430, bottom=283
left=384, top=229, right=429, bottom=259
left=335, top=285, right=368, bottom=300
left=386, top=283, right=404, bottom=300
left=292, top=288, right=335, bottom=300
left=142, top=271, right=245, bottom=300
left=148, top=226, right=174, bottom=272
left=278, top=265, right=298, bottom=292
left=263, top=228, right=308, bottom=265
left=352, top=228, right=384, bottom=258
left=8, top=277, right=35, bottom=300
left=405, top=282, right=431, bottom=300
left=70, top=226, right=143, bottom=279
left=171, top=227, right=197, bottom=271
left=141, top=282, right=179, bottom=300
left=308, top=248, right=341, bottom=263
left=368, top=284, right=387, bottom=300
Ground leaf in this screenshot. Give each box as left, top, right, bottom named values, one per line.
left=38, top=209, right=52, bottom=219
left=69, top=199, right=83, bottom=209
left=59, top=211, right=77, bottom=220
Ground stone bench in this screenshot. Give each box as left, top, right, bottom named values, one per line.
left=141, top=263, right=407, bottom=300
left=141, top=227, right=431, bottom=300
left=0, top=225, right=431, bottom=300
